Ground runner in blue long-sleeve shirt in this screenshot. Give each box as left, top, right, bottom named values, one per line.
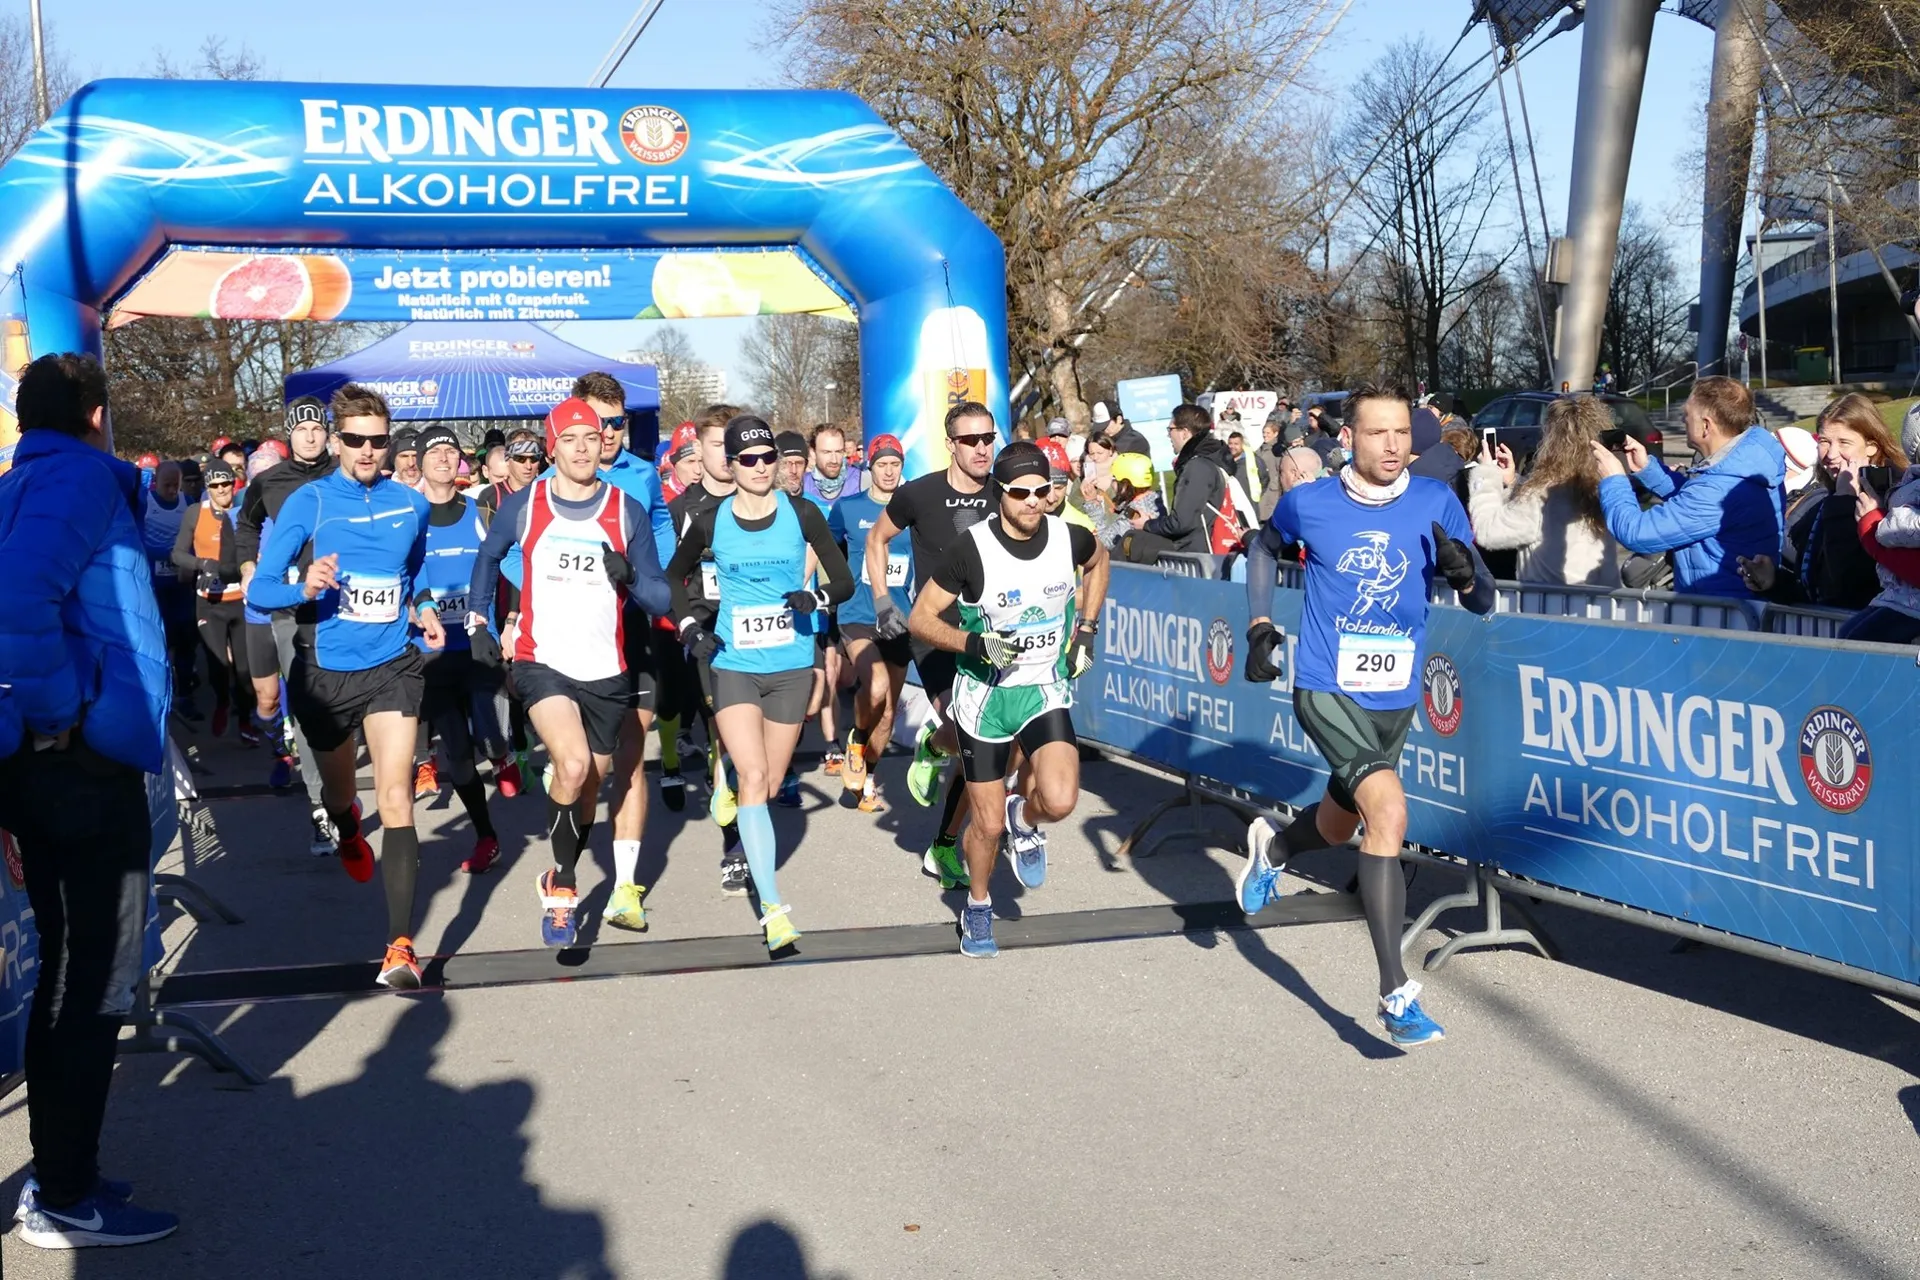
left=248, top=384, right=445, bottom=990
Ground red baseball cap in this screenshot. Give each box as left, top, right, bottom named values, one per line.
left=866, top=434, right=904, bottom=465
left=209, top=436, right=234, bottom=455
left=1037, top=437, right=1072, bottom=479
left=544, top=397, right=600, bottom=454
left=135, top=452, right=160, bottom=471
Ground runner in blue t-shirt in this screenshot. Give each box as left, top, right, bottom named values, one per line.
left=248, top=384, right=445, bottom=990
left=665, top=416, right=855, bottom=953
left=1237, top=385, right=1494, bottom=1047
left=827, top=433, right=912, bottom=812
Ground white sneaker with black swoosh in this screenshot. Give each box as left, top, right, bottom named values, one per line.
left=17, top=1191, right=178, bottom=1249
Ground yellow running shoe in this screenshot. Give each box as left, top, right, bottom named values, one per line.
left=606, top=881, right=647, bottom=932
left=761, top=904, right=801, bottom=951
left=709, top=740, right=738, bottom=827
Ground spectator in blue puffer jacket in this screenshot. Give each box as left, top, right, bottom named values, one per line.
left=1593, top=375, right=1784, bottom=599
left=0, top=353, right=180, bottom=1248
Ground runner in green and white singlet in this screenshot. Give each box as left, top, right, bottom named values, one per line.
left=908, top=443, right=1109, bottom=958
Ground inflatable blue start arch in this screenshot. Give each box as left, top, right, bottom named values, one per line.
left=0, top=79, right=1010, bottom=473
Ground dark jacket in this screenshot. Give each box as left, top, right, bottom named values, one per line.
left=0, top=430, right=171, bottom=771
left=1765, top=488, right=1880, bottom=609
left=233, top=451, right=338, bottom=565
left=1105, top=423, right=1154, bottom=458
left=1145, top=433, right=1230, bottom=553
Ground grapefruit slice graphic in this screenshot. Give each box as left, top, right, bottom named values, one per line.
left=209, top=254, right=354, bottom=321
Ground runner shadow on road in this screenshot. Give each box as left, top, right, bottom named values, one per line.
left=721, top=1218, right=847, bottom=1280
left=51, top=997, right=612, bottom=1280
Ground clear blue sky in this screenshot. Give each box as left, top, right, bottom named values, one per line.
left=65, top=0, right=1717, bottom=394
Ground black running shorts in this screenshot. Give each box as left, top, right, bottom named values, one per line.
left=286, top=647, right=425, bottom=754
left=619, top=609, right=658, bottom=713
left=511, top=660, right=630, bottom=757
left=709, top=667, right=813, bottom=725
left=957, top=707, right=1077, bottom=784
left=1291, top=687, right=1416, bottom=813
left=840, top=623, right=913, bottom=671
left=243, top=620, right=278, bottom=678
left=910, top=640, right=959, bottom=702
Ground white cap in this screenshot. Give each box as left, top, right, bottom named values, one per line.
left=1064, top=434, right=1086, bottom=465
left=1091, top=402, right=1112, bottom=425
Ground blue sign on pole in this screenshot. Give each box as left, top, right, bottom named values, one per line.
left=1115, top=374, right=1186, bottom=468
left=1078, top=565, right=1920, bottom=990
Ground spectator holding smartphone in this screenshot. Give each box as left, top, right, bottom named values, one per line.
left=1735, top=395, right=1892, bottom=610
left=1468, top=395, right=1622, bottom=586
left=1591, top=376, right=1783, bottom=599
left=1844, top=408, right=1920, bottom=641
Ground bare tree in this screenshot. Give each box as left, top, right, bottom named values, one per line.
left=740, top=314, right=839, bottom=433
left=1340, top=38, right=1513, bottom=390
left=771, top=0, right=1318, bottom=431
left=628, top=324, right=710, bottom=428
left=0, top=15, right=78, bottom=160
left=1600, top=202, right=1691, bottom=392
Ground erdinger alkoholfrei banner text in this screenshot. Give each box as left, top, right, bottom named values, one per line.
left=0, top=80, right=1008, bottom=475
left=1079, top=567, right=1917, bottom=988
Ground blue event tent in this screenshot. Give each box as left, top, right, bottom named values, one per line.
left=284, top=320, right=660, bottom=444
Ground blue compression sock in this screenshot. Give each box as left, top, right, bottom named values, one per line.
left=737, top=803, right=779, bottom=905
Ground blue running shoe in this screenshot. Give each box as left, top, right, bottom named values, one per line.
left=1004, top=794, right=1047, bottom=889
left=1237, top=817, right=1280, bottom=914
left=16, top=1176, right=132, bottom=1223
left=1378, top=980, right=1445, bottom=1047
left=775, top=768, right=801, bottom=808
left=267, top=754, right=294, bottom=790
left=959, top=900, right=998, bottom=958
left=536, top=869, right=579, bottom=948
left=17, top=1192, right=177, bottom=1249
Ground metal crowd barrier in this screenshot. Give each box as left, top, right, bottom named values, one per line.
left=1761, top=602, right=1853, bottom=639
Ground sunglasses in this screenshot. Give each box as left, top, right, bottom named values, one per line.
left=338, top=432, right=391, bottom=450
left=1003, top=483, right=1051, bottom=501
left=949, top=432, right=996, bottom=449
left=600, top=416, right=627, bottom=431
left=733, top=450, right=777, bottom=469
left=206, top=481, right=234, bottom=490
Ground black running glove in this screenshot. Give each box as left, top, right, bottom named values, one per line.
left=1065, top=625, right=1096, bottom=679
left=784, top=588, right=829, bottom=615
left=601, top=542, right=635, bottom=591
left=965, top=630, right=1020, bottom=671
left=1431, top=521, right=1477, bottom=592
left=467, top=621, right=502, bottom=669
left=678, top=617, right=720, bottom=661
left=873, top=595, right=910, bottom=640
left=1244, top=620, right=1284, bottom=684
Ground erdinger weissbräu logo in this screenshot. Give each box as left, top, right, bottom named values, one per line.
left=1204, top=618, right=1234, bottom=685
left=1798, top=705, right=1872, bottom=814
left=620, top=106, right=690, bottom=165
left=1422, top=652, right=1462, bottom=737
left=418, top=379, right=439, bottom=399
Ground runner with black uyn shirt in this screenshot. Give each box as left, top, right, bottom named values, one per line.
left=862, top=400, right=997, bottom=889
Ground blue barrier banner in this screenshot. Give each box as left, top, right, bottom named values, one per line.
left=1084, top=565, right=1919, bottom=989
left=1474, top=615, right=1917, bottom=987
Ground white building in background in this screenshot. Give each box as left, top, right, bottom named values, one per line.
left=627, top=350, right=728, bottom=407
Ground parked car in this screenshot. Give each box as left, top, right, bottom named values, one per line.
left=1470, top=391, right=1664, bottom=463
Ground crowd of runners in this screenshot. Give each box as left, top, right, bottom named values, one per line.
left=142, top=374, right=1126, bottom=987
left=142, top=373, right=1473, bottom=1043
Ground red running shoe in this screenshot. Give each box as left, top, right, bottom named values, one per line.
left=462, top=836, right=500, bottom=875
left=338, top=802, right=374, bottom=883
left=493, top=756, right=522, bottom=798
left=413, top=760, right=440, bottom=799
